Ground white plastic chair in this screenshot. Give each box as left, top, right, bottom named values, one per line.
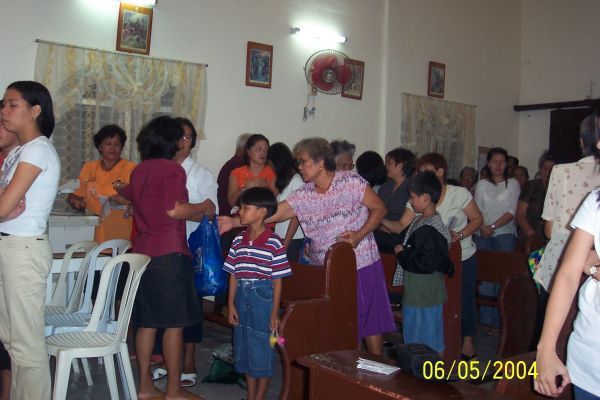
left=47, top=253, right=150, bottom=400
left=45, top=239, right=130, bottom=385
left=45, top=240, right=98, bottom=316
left=45, top=239, right=131, bottom=336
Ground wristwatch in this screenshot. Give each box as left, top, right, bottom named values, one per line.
left=458, top=231, right=464, bottom=239
left=490, top=224, right=496, bottom=231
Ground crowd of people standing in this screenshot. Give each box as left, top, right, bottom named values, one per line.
left=1, top=79, right=600, bottom=399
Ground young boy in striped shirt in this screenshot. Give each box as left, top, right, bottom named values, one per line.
left=224, top=187, right=292, bottom=400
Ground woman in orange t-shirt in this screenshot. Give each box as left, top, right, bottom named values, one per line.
left=227, top=134, right=277, bottom=208
left=68, top=125, right=135, bottom=243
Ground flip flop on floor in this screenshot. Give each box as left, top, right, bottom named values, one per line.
left=151, top=367, right=168, bottom=381
left=180, top=372, right=197, bottom=387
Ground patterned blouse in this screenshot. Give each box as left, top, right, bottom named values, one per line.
left=286, top=171, right=380, bottom=269
left=534, top=156, right=600, bottom=290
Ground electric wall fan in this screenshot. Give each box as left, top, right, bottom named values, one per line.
left=304, top=49, right=355, bottom=95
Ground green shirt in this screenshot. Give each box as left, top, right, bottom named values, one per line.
left=402, top=270, right=447, bottom=308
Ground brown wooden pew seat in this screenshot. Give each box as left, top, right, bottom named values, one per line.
left=514, top=233, right=546, bottom=255
left=278, top=242, right=358, bottom=400
left=476, top=250, right=538, bottom=358
left=494, top=275, right=585, bottom=400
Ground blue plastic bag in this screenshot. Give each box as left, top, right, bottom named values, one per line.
left=188, top=215, right=227, bottom=296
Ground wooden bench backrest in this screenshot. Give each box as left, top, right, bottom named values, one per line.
left=514, top=234, right=546, bottom=255
left=279, top=242, right=358, bottom=400
left=495, top=275, right=588, bottom=399
left=380, top=252, right=402, bottom=295
left=443, top=241, right=462, bottom=364
left=476, top=249, right=538, bottom=358
left=476, top=250, right=530, bottom=284
left=281, top=263, right=324, bottom=302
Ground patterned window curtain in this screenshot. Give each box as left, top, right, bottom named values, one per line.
left=401, top=93, right=476, bottom=180
left=34, top=41, right=208, bottom=179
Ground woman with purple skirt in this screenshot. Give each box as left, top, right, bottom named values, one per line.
left=220, top=137, right=395, bottom=355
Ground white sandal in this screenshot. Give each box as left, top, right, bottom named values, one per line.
left=151, top=367, right=168, bottom=381
left=180, top=372, right=197, bottom=387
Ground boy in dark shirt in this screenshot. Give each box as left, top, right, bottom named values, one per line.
left=394, top=171, right=453, bottom=354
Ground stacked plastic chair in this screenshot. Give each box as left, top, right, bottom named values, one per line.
left=47, top=253, right=151, bottom=400
left=45, top=239, right=130, bottom=385
left=45, top=240, right=98, bottom=316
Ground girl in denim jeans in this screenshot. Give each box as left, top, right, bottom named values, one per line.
left=224, top=187, right=292, bottom=400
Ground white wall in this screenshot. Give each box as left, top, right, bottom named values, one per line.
left=384, top=0, right=522, bottom=170
left=518, top=0, right=600, bottom=174
left=0, top=0, right=386, bottom=175
left=6, top=1, right=596, bottom=178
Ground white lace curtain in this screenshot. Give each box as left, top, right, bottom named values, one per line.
left=401, top=93, right=476, bottom=180
left=34, top=41, right=208, bottom=179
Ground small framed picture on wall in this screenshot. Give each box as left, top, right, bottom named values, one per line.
left=246, top=41, right=274, bottom=88
left=427, top=61, right=445, bottom=98
left=342, top=59, right=365, bottom=100
left=116, top=3, right=153, bottom=55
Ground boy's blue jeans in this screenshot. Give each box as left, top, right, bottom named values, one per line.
left=233, top=279, right=274, bottom=378
left=403, top=304, right=444, bottom=353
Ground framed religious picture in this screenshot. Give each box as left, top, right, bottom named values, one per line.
left=427, top=61, right=445, bottom=98
left=246, top=41, right=273, bottom=88
left=116, top=3, right=153, bottom=55
left=342, top=59, right=365, bottom=100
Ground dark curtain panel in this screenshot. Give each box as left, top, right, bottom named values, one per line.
left=549, top=107, right=593, bottom=163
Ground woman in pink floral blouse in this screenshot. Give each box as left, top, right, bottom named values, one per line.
left=220, top=138, right=395, bottom=355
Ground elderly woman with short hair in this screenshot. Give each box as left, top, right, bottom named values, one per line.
left=220, top=137, right=395, bottom=355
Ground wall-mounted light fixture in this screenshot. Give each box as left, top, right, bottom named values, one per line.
left=121, top=0, right=157, bottom=6
left=291, top=26, right=347, bottom=44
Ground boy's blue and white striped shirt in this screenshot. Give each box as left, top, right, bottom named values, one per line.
left=223, top=228, right=292, bottom=280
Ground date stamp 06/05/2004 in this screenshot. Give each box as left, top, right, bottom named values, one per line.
left=422, top=360, right=538, bottom=381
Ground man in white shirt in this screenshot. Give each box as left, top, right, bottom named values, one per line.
left=172, top=117, right=217, bottom=387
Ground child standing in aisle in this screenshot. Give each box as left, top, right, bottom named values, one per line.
left=224, top=187, right=292, bottom=400
left=394, top=171, right=453, bottom=355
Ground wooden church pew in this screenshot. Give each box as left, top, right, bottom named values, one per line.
left=278, top=242, right=358, bottom=400
left=476, top=250, right=538, bottom=358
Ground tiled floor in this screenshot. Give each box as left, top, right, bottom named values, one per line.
left=57, top=321, right=280, bottom=399
left=58, top=320, right=500, bottom=399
